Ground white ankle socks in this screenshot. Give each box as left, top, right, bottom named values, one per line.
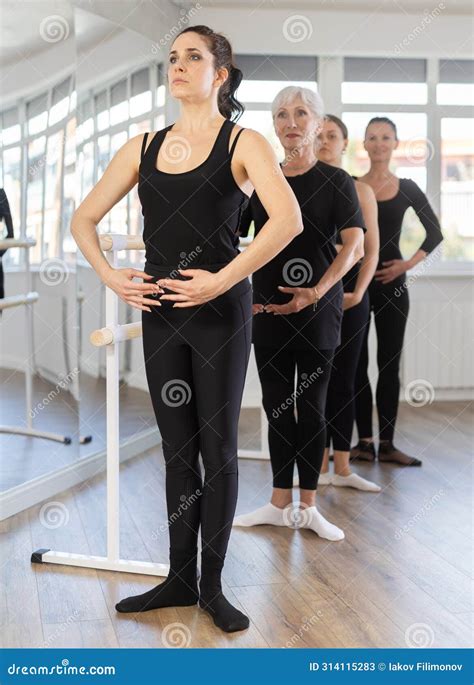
left=331, top=473, right=381, bottom=492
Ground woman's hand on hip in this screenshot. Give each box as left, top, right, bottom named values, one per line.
left=102, top=267, right=163, bottom=312
left=375, top=259, right=407, bottom=284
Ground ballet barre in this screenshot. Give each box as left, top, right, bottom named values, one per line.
left=0, top=291, right=38, bottom=310
left=0, top=238, right=71, bottom=444
left=31, top=231, right=270, bottom=575
left=32, top=233, right=168, bottom=577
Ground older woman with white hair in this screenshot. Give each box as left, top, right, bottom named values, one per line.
left=234, top=86, right=365, bottom=540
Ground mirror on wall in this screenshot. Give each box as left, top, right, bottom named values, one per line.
left=74, top=7, right=162, bottom=464
left=0, top=2, right=80, bottom=501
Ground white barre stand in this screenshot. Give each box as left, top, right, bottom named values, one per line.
left=32, top=233, right=168, bottom=577
left=0, top=238, right=71, bottom=444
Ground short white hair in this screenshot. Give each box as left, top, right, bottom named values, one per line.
left=271, top=86, right=325, bottom=121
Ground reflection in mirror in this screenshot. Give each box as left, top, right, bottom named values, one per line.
left=74, top=8, right=165, bottom=463
left=0, top=2, right=80, bottom=510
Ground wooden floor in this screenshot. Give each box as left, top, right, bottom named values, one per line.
left=1, top=401, right=472, bottom=648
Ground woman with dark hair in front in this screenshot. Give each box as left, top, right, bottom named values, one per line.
left=71, top=26, right=303, bottom=633
left=315, top=114, right=381, bottom=492
left=351, top=117, right=443, bottom=466
left=233, top=87, right=365, bottom=539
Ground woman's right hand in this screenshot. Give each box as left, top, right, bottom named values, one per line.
left=252, top=304, right=265, bottom=315
left=102, top=267, right=163, bottom=312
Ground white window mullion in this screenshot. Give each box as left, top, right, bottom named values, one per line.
left=427, top=58, right=441, bottom=217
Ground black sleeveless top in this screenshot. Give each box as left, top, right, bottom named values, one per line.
left=138, top=119, right=247, bottom=267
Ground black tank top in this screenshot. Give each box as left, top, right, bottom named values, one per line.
left=138, top=119, right=247, bottom=267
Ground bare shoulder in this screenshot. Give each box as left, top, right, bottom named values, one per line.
left=127, top=132, right=157, bottom=164
left=230, top=126, right=275, bottom=160
left=355, top=178, right=376, bottom=203
left=233, top=126, right=269, bottom=147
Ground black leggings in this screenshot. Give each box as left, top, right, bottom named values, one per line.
left=354, top=282, right=409, bottom=441
left=142, top=262, right=252, bottom=571
left=254, top=345, right=334, bottom=490
left=325, top=291, right=370, bottom=452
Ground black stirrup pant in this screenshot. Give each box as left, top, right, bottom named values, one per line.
left=254, top=345, right=335, bottom=490
left=142, top=262, right=252, bottom=576
left=354, top=282, right=410, bottom=442
left=325, top=291, right=370, bottom=452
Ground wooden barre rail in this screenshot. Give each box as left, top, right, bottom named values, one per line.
left=0, top=238, right=36, bottom=250
left=0, top=291, right=38, bottom=311
left=90, top=321, right=142, bottom=347
left=99, top=234, right=145, bottom=252
left=98, top=233, right=251, bottom=252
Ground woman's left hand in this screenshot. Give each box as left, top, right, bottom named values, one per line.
left=374, top=259, right=408, bottom=284
left=156, top=269, right=227, bottom=307
left=264, top=285, right=315, bottom=315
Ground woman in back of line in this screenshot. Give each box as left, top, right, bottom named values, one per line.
left=351, top=117, right=444, bottom=466
left=71, top=25, right=303, bottom=633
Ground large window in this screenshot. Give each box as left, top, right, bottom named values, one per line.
left=0, top=76, right=74, bottom=267
left=235, top=55, right=318, bottom=156
left=440, top=117, right=474, bottom=260
left=342, top=110, right=429, bottom=260
left=235, top=55, right=473, bottom=265
left=340, top=57, right=473, bottom=264
left=2, top=56, right=472, bottom=270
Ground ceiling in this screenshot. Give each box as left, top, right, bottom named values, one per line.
left=1, top=0, right=471, bottom=69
